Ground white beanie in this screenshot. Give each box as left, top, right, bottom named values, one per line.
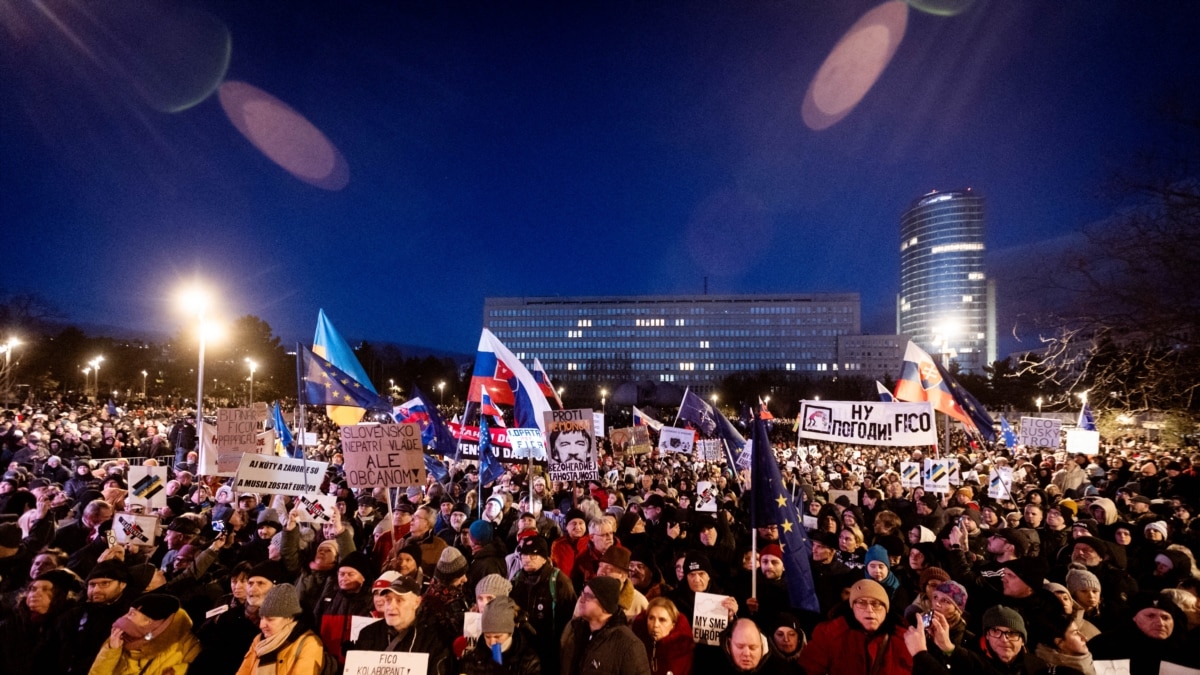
left=1144, top=521, right=1168, bottom=539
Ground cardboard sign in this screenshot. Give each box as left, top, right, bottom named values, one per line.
left=696, top=481, right=718, bottom=512
left=924, top=459, right=950, bottom=493
left=798, top=400, right=938, bottom=446
left=1019, top=417, right=1061, bottom=448
left=692, top=592, right=731, bottom=646
left=295, top=493, right=338, bottom=523
left=340, top=423, right=427, bottom=488
left=630, top=425, right=652, bottom=455
left=507, top=428, right=547, bottom=461
left=988, top=466, right=1015, bottom=500
left=232, top=454, right=328, bottom=496
left=1066, top=428, right=1100, bottom=455
left=349, top=616, right=382, bottom=643
left=343, top=649, right=428, bottom=675
left=113, top=512, right=159, bottom=546
left=697, top=438, right=721, bottom=461
left=593, top=412, right=605, bottom=439
left=216, top=407, right=260, bottom=472
left=544, top=409, right=598, bottom=482
left=900, top=461, right=921, bottom=489
left=127, top=465, right=168, bottom=510
left=658, top=426, right=695, bottom=455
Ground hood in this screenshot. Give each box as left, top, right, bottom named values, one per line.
left=127, top=608, right=194, bottom=657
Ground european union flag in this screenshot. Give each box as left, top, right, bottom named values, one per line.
left=750, top=418, right=819, bottom=614
left=935, top=360, right=997, bottom=443
left=477, top=386, right=505, bottom=487
left=678, top=388, right=746, bottom=468
left=297, top=344, right=391, bottom=412
left=1078, top=402, right=1096, bottom=431
left=272, top=401, right=298, bottom=458
left=1000, top=415, right=1017, bottom=450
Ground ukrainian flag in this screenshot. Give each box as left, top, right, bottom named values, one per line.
left=313, top=309, right=377, bottom=426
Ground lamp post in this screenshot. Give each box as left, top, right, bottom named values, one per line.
left=83, top=367, right=91, bottom=396
left=142, top=370, right=148, bottom=399
left=179, top=285, right=214, bottom=441
left=245, top=359, right=257, bottom=405
left=438, top=381, right=446, bottom=406
left=0, top=338, right=18, bottom=400
left=89, top=357, right=104, bottom=401
left=601, top=387, right=608, bottom=415
left=1036, top=397, right=1043, bottom=415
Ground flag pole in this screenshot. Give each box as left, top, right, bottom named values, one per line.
left=294, top=342, right=310, bottom=494
left=750, top=418, right=757, bottom=601
left=673, top=387, right=689, bottom=426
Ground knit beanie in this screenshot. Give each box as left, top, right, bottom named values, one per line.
left=133, top=594, right=180, bottom=621
left=435, top=546, right=468, bottom=581
left=919, top=567, right=951, bottom=590
left=864, top=545, right=891, bottom=569
left=564, top=508, right=587, bottom=527
left=469, top=520, right=494, bottom=545
left=260, top=583, right=303, bottom=618
left=849, top=579, right=890, bottom=611
left=759, top=544, right=784, bottom=561
left=87, top=560, right=131, bottom=584
left=1144, top=521, right=1168, bottom=539
left=1003, top=557, right=1048, bottom=591
left=338, top=550, right=377, bottom=583
left=982, top=605, right=1026, bottom=641
left=1064, top=563, right=1101, bottom=593
left=935, top=581, right=968, bottom=611
left=248, top=559, right=289, bottom=584
left=476, top=574, right=513, bottom=600
left=587, top=576, right=622, bottom=615
left=481, top=596, right=517, bottom=634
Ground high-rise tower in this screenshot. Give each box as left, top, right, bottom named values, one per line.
left=898, top=189, right=996, bottom=374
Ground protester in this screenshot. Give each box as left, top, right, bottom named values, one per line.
left=235, top=583, right=326, bottom=675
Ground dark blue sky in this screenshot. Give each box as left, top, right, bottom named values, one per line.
left=2, top=0, right=1197, bottom=357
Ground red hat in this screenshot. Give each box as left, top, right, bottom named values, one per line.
left=760, top=543, right=784, bottom=561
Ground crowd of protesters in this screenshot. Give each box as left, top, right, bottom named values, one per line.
left=0, top=399, right=1198, bottom=675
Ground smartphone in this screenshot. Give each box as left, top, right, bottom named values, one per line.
left=212, top=520, right=226, bottom=533
left=922, top=611, right=934, bottom=628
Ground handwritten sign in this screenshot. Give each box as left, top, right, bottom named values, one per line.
left=232, top=454, right=328, bottom=497
left=1019, top=417, right=1061, bottom=448
left=340, top=423, right=427, bottom=488
left=343, top=649, right=428, bottom=675
left=692, top=592, right=730, bottom=646
left=544, top=409, right=598, bottom=482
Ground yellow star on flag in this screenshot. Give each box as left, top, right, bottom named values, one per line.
left=781, top=519, right=793, bottom=533
left=776, top=494, right=787, bottom=508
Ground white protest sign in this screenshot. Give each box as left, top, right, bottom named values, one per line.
left=658, top=426, right=695, bottom=455
left=900, top=461, right=921, bottom=489
left=232, top=454, right=328, bottom=497
left=544, top=409, right=598, bottom=482
left=339, top=423, right=427, bottom=489
left=692, top=592, right=731, bottom=645
left=127, top=465, right=168, bottom=510
left=924, top=459, right=950, bottom=493
left=507, top=428, right=547, bottom=460
left=343, top=650, right=428, bottom=675
left=988, top=466, right=1014, bottom=500
left=1019, top=417, right=1061, bottom=448
left=696, top=438, right=721, bottom=461
left=593, top=412, right=605, bottom=439
left=1066, top=428, right=1100, bottom=455
left=1093, top=661, right=1131, bottom=675
left=349, top=616, right=381, bottom=642
left=948, top=462, right=961, bottom=486
left=736, top=440, right=752, bottom=470
left=216, top=407, right=260, bottom=474
left=798, top=400, right=937, bottom=446
left=463, top=612, right=482, bottom=640
left=295, top=493, right=338, bottom=523
left=255, top=430, right=277, bottom=456
left=1158, top=662, right=1200, bottom=675
left=252, top=401, right=270, bottom=423
left=301, top=432, right=318, bottom=446
left=696, top=481, right=718, bottom=512
left=113, top=512, right=159, bottom=546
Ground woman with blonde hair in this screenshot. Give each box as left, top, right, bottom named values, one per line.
left=236, top=584, right=326, bottom=675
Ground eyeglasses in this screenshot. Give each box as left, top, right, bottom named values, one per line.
left=987, top=628, right=1023, bottom=642
left=851, top=599, right=886, bottom=611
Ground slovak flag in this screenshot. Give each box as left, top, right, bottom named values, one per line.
left=758, top=397, right=775, bottom=421
left=467, top=329, right=552, bottom=434
left=532, top=358, right=563, bottom=409
left=894, top=341, right=996, bottom=441
left=480, top=385, right=503, bottom=419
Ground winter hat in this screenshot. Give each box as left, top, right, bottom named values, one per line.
left=1003, top=557, right=1048, bottom=591
left=257, top=508, right=283, bottom=530
left=372, top=570, right=402, bottom=591
left=468, top=520, right=494, bottom=545
left=481, top=596, right=517, bottom=634
left=919, top=567, right=951, bottom=590
left=316, top=539, right=340, bottom=557
left=759, top=544, right=784, bottom=561
left=132, top=594, right=180, bottom=621
left=375, top=575, right=422, bottom=596
left=864, top=545, right=891, bottom=568
left=1154, top=553, right=1175, bottom=570
left=683, top=552, right=714, bottom=576
left=586, top=576, right=622, bottom=615
left=338, top=551, right=376, bottom=583
left=516, top=535, right=549, bottom=558
left=934, top=581, right=968, bottom=611
left=1144, top=521, right=1169, bottom=539
left=270, top=532, right=284, bottom=551
left=87, top=560, right=131, bottom=584
left=600, top=545, right=632, bottom=572
left=1064, top=563, right=1101, bottom=593
left=260, top=583, right=303, bottom=618
left=809, top=530, right=840, bottom=549
left=248, top=560, right=289, bottom=584
left=849, top=579, right=890, bottom=611
left=435, top=546, right=468, bottom=581
left=475, top=574, right=512, bottom=600
left=983, top=605, right=1027, bottom=641
left=36, top=568, right=84, bottom=596
left=564, top=508, right=587, bottom=527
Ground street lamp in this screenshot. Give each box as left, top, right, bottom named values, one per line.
left=438, top=381, right=446, bottom=405
left=141, top=370, right=148, bottom=399
left=245, top=358, right=257, bottom=405
left=83, top=367, right=91, bottom=395
left=88, top=356, right=104, bottom=400
left=178, top=283, right=216, bottom=438
left=600, top=387, right=608, bottom=414
left=1036, top=397, right=1043, bottom=415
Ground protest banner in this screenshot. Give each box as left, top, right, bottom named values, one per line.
left=343, top=650, right=428, bottom=675
left=630, top=425, right=652, bottom=455
left=593, top=412, right=605, bottom=438
left=127, top=465, right=168, bottom=510
left=988, top=466, right=1015, bottom=500
left=692, top=592, right=731, bottom=645
left=544, top=409, right=598, bottom=482
left=463, top=612, right=482, bottom=641
left=658, top=426, right=695, bottom=455
left=252, top=401, right=270, bottom=423
left=216, top=407, right=261, bottom=474
left=696, top=438, right=721, bottom=461
left=233, top=454, right=328, bottom=496
left=349, top=616, right=381, bottom=642
left=948, top=462, right=961, bottom=486
left=295, top=493, right=338, bottom=524
left=113, top=512, right=159, bottom=546
left=609, top=427, right=633, bottom=456
left=1019, top=417, right=1061, bottom=448
left=507, top=428, right=547, bottom=461
left=798, top=400, right=937, bottom=446
left=736, top=440, right=752, bottom=470
left=254, top=430, right=276, bottom=456
left=340, top=423, right=426, bottom=489
left=924, top=459, right=950, bottom=493
left=1066, top=428, right=1100, bottom=455
left=900, top=461, right=921, bottom=489
left=696, top=481, right=717, bottom=512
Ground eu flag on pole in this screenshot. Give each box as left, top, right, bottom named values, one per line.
left=750, top=418, right=819, bottom=613
left=1078, top=402, right=1096, bottom=431
left=678, top=388, right=746, bottom=467
left=1000, top=415, right=1017, bottom=450
left=272, top=401, right=298, bottom=458
left=297, top=344, right=391, bottom=412
left=477, top=385, right=505, bottom=487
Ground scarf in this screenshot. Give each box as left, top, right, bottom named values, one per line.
left=255, top=620, right=299, bottom=657
left=1034, top=643, right=1095, bottom=675
left=114, top=613, right=173, bottom=647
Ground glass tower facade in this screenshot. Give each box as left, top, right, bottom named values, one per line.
left=483, top=294, right=862, bottom=390
left=898, top=189, right=996, bottom=374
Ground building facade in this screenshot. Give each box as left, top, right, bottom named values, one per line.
left=483, top=294, right=866, bottom=391
left=898, top=189, right=997, bottom=374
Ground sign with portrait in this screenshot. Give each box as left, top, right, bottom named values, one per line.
left=544, top=408, right=598, bottom=482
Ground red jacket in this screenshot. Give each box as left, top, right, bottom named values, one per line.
left=551, top=534, right=589, bottom=580
left=799, top=614, right=913, bottom=675
left=633, top=612, right=695, bottom=675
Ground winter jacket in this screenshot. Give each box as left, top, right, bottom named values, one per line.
left=350, top=616, right=452, bottom=675
left=51, top=594, right=135, bottom=675
left=798, top=612, right=913, bottom=675
left=459, top=628, right=542, bottom=675
left=550, top=534, right=589, bottom=580
left=466, top=541, right=508, bottom=593
left=87, top=608, right=201, bottom=675
left=510, top=563, right=576, bottom=675
left=0, top=601, right=66, bottom=675
left=560, top=611, right=651, bottom=675
left=236, top=624, right=325, bottom=675
left=313, top=582, right=375, bottom=664
left=191, top=601, right=262, bottom=675
left=913, top=637, right=1045, bottom=675
left=632, top=610, right=695, bottom=675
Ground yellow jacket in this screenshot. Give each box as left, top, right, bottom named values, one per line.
left=236, top=628, right=325, bottom=675
left=88, top=609, right=201, bottom=675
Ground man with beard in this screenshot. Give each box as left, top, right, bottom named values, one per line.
left=50, top=559, right=133, bottom=675
left=561, top=576, right=650, bottom=675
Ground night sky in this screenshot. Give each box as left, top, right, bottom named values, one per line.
left=2, top=0, right=1197, bottom=358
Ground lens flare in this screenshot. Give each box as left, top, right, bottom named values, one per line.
left=906, top=0, right=975, bottom=18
